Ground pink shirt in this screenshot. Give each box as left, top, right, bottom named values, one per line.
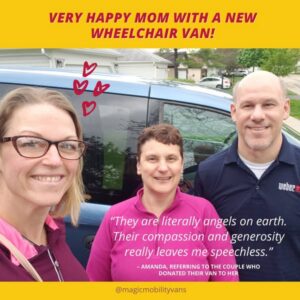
left=87, top=188, right=239, bottom=281
left=0, top=215, right=58, bottom=265
left=0, top=216, right=89, bottom=281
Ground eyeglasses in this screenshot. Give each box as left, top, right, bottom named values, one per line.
left=0, top=136, right=86, bottom=160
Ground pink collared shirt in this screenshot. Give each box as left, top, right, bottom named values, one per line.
left=87, top=188, right=239, bottom=281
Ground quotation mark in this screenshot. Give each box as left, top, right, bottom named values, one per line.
left=72, top=61, right=111, bottom=117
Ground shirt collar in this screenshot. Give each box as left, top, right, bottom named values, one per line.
left=134, top=187, right=183, bottom=215
left=224, top=135, right=296, bottom=166
left=0, top=215, right=59, bottom=265
left=277, top=135, right=298, bottom=165
left=224, top=138, right=239, bottom=164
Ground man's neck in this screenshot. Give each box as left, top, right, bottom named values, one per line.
left=238, top=137, right=282, bottom=163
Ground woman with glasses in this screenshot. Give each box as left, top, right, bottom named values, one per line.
left=0, top=87, right=88, bottom=281
left=87, top=124, right=238, bottom=281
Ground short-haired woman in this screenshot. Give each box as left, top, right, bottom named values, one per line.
left=87, top=124, right=238, bottom=281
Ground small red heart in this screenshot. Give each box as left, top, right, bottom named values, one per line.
left=82, top=101, right=96, bottom=117
left=83, top=61, right=98, bottom=77
left=93, top=81, right=110, bottom=96
left=73, top=79, right=88, bottom=95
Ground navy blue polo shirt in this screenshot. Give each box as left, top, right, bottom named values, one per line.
left=194, top=136, right=300, bottom=281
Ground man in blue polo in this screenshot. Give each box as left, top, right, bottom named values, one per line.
left=194, top=71, right=300, bottom=281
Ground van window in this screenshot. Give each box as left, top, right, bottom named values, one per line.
left=77, top=93, right=147, bottom=205
left=162, top=102, right=236, bottom=189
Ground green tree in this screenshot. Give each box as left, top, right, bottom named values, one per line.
left=178, top=49, right=226, bottom=71
left=178, top=49, right=215, bottom=69
left=261, top=49, right=300, bottom=76
left=215, top=49, right=240, bottom=74
left=194, top=49, right=216, bottom=66
left=158, top=48, right=179, bottom=78
left=238, top=49, right=266, bottom=71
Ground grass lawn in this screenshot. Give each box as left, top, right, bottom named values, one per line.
left=290, top=99, right=300, bottom=119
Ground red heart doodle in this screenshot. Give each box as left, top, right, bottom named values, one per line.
left=73, top=79, right=88, bottom=95
left=93, top=81, right=110, bottom=96
left=83, top=61, right=98, bottom=77
left=82, top=101, right=96, bottom=117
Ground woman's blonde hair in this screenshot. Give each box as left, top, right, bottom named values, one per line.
left=0, top=87, right=85, bottom=225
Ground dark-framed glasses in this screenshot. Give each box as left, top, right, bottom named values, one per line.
left=0, top=136, right=86, bottom=160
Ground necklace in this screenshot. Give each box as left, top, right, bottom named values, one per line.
left=21, top=228, right=47, bottom=246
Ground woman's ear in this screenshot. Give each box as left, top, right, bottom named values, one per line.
left=0, top=154, right=2, bottom=172
left=136, top=159, right=141, bottom=175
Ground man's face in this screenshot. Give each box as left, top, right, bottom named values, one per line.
left=231, top=73, right=290, bottom=161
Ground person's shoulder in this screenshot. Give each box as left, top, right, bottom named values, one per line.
left=291, top=143, right=300, bottom=163
left=107, top=195, right=137, bottom=215
left=49, top=217, right=65, bottom=234
left=52, top=217, right=65, bottom=227
left=283, top=138, right=300, bottom=161
left=198, top=146, right=230, bottom=171
left=179, top=192, right=216, bottom=213
left=291, top=142, right=300, bottom=154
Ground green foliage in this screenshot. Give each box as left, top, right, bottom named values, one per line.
left=194, top=49, right=217, bottom=66
left=178, top=49, right=220, bottom=69
left=238, top=49, right=266, bottom=70
left=215, top=49, right=241, bottom=73
left=290, top=99, right=300, bottom=119
left=177, top=56, right=202, bottom=68
left=215, top=48, right=300, bottom=76
left=166, top=49, right=229, bottom=70
left=158, top=48, right=300, bottom=77
left=261, top=49, right=300, bottom=76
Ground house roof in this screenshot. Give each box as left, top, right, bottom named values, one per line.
left=0, top=48, right=122, bottom=58
left=61, top=48, right=122, bottom=57
left=155, top=51, right=188, bottom=66
left=116, top=49, right=171, bottom=64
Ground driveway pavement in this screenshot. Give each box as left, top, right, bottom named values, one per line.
left=282, top=74, right=300, bottom=99
left=281, top=75, right=300, bottom=136
left=284, top=116, right=300, bottom=137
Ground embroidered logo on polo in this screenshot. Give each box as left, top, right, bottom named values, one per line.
left=278, top=182, right=300, bottom=193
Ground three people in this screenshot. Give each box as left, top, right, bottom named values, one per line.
left=0, top=87, right=88, bottom=281
left=3, top=70, right=297, bottom=282
left=87, top=124, right=238, bottom=281
left=195, top=71, right=300, bottom=280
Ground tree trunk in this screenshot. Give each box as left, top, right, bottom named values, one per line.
left=174, top=48, right=178, bottom=79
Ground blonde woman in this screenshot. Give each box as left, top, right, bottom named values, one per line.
left=0, top=87, right=88, bottom=281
